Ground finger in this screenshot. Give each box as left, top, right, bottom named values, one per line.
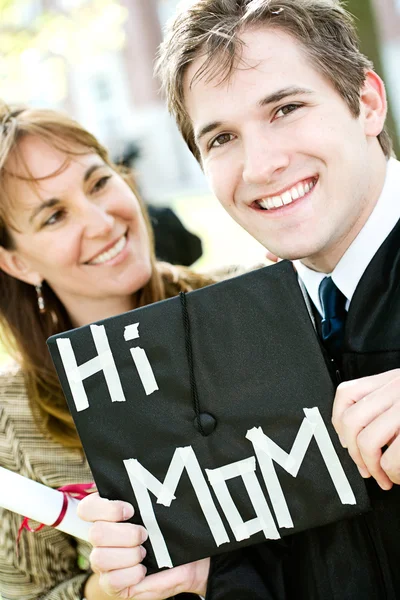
left=123, top=563, right=197, bottom=600
left=78, top=492, right=134, bottom=522
left=90, top=545, right=146, bottom=573
left=266, top=251, right=280, bottom=263
left=100, top=564, right=147, bottom=598
left=344, top=436, right=370, bottom=478
left=381, top=433, right=400, bottom=485
left=338, top=383, right=396, bottom=471
left=111, top=558, right=210, bottom=600
left=89, top=521, right=148, bottom=548
left=356, top=408, right=398, bottom=490
left=332, top=370, right=400, bottom=434
left=357, top=465, right=371, bottom=479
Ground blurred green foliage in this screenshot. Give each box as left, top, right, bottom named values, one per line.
left=0, top=0, right=127, bottom=103
left=348, top=0, right=399, bottom=155
left=0, top=0, right=127, bottom=59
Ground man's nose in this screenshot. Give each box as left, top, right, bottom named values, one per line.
left=242, top=135, right=290, bottom=185
left=82, top=202, right=115, bottom=238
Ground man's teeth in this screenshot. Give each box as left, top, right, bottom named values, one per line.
left=259, top=179, right=315, bottom=210
left=89, top=235, right=127, bottom=265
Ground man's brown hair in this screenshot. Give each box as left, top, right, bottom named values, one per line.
left=156, top=0, right=392, bottom=162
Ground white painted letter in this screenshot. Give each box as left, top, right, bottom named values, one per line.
left=124, top=323, right=159, bottom=395
left=206, top=457, right=280, bottom=542
left=124, top=446, right=229, bottom=569
left=246, top=407, right=356, bottom=529
left=56, top=325, right=125, bottom=412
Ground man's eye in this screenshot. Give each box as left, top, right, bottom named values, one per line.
left=210, top=133, right=235, bottom=148
left=274, top=104, right=302, bottom=119
left=92, top=175, right=112, bottom=193
left=44, top=210, right=65, bottom=227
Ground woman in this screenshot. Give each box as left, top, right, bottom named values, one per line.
left=0, top=103, right=216, bottom=600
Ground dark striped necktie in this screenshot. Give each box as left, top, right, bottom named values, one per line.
left=318, top=276, right=347, bottom=362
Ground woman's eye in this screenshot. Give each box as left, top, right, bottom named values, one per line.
left=44, top=210, right=65, bottom=227
left=210, top=133, right=234, bottom=148
left=92, top=175, right=112, bottom=193
left=274, top=104, right=301, bottom=120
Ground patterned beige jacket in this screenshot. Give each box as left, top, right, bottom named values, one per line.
left=0, top=365, right=93, bottom=600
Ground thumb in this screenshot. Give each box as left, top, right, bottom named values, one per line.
left=266, top=250, right=280, bottom=263
left=128, top=559, right=209, bottom=600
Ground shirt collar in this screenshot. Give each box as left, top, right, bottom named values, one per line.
left=295, top=157, right=400, bottom=315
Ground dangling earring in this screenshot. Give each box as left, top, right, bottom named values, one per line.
left=35, top=283, right=46, bottom=314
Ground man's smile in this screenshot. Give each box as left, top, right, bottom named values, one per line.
left=253, top=176, right=319, bottom=211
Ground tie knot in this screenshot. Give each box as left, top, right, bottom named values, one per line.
left=318, top=277, right=347, bottom=320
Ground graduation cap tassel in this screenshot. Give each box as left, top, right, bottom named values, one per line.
left=179, top=291, right=208, bottom=436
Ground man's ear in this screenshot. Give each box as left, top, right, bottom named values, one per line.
left=0, top=246, right=42, bottom=286
left=360, top=71, right=387, bottom=138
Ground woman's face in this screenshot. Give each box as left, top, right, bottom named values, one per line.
left=1, top=136, right=153, bottom=322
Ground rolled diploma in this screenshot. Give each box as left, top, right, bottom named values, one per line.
left=0, top=467, right=91, bottom=542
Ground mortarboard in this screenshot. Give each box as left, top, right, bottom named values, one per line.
left=47, top=261, right=369, bottom=573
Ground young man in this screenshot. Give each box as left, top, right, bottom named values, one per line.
left=78, top=1, right=400, bottom=598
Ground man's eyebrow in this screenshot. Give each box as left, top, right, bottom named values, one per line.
left=258, top=87, right=314, bottom=107
left=29, top=164, right=104, bottom=223
left=195, top=121, right=224, bottom=145
left=194, top=87, right=313, bottom=145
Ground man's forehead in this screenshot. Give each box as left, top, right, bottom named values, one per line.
left=185, top=27, right=308, bottom=93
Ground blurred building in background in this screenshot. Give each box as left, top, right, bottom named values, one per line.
left=0, top=0, right=398, bottom=269
left=0, top=0, right=207, bottom=204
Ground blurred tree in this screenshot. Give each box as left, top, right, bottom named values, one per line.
left=348, top=0, right=399, bottom=155
left=0, top=0, right=127, bottom=104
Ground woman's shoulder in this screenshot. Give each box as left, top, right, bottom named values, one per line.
left=0, top=362, right=34, bottom=438
left=0, top=362, right=35, bottom=474
left=0, top=360, right=92, bottom=483
left=199, top=263, right=268, bottom=285
left=158, top=261, right=267, bottom=298
left=207, top=264, right=262, bottom=279
left=0, top=361, right=27, bottom=397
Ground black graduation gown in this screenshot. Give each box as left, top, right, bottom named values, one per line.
left=206, top=218, right=400, bottom=600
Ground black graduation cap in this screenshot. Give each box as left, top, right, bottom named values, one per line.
left=47, top=261, right=370, bottom=573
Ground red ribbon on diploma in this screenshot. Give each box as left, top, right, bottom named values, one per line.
left=17, top=482, right=96, bottom=550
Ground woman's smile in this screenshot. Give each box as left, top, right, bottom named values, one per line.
left=85, top=231, right=129, bottom=266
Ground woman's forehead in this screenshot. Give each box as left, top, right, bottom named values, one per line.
left=7, top=135, right=101, bottom=180
left=3, top=137, right=106, bottom=222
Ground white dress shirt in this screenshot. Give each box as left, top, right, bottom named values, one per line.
left=295, top=158, right=400, bottom=316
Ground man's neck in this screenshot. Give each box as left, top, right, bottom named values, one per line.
left=295, top=155, right=400, bottom=314
left=300, top=151, right=388, bottom=274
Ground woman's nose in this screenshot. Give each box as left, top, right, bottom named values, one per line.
left=83, top=203, right=115, bottom=239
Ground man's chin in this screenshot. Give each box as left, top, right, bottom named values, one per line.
left=262, top=247, right=318, bottom=263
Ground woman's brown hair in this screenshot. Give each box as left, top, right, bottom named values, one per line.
left=0, top=103, right=215, bottom=449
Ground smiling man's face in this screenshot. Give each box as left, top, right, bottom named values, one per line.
left=184, top=27, right=387, bottom=272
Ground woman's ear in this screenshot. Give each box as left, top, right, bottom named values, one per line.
left=0, top=246, right=42, bottom=286
left=360, top=71, right=387, bottom=138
